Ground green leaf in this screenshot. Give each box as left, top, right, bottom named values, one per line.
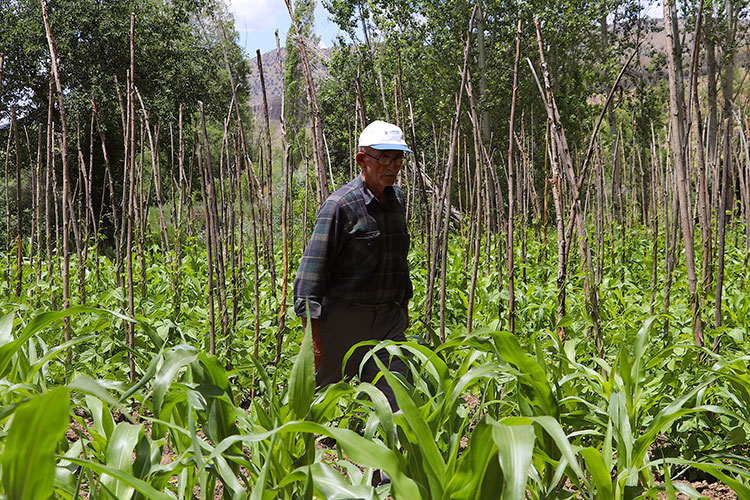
left=153, top=345, right=199, bottom=418
left=490, top=419, right=535, bottom=500
left=447, top=422, right=501, bottom=500
left=373, top=355, right=446, bottom=498
left=503, top=415, right=584, bottom=479
left=62, top=456, right=174, bottom=500
left=289, top=311, right=315, bottom=420
left=69, top=375, right=122, bottom=413
left=555, top=315, right=573, bottom=328
left=491, top=331, right=556, bottom=417
left=656, top=458, right=750, bottom=498
left=229, top=420, right=423, bottom=499
left=101, top=423, right=143, bottom=500
left=85, top=394, right=115, bottom=440
left=307, top=463, right=377, bottom=500
left=580, top=447, right=614, bottom=500
left=0, top=312, right=14, bottom=346
left=1, top=387, right=70, bottom=500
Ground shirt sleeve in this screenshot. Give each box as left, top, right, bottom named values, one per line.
left=293, top=199, right=342, bottom=319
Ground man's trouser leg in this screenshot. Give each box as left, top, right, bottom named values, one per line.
left=315, top=300, right=407, bottom=410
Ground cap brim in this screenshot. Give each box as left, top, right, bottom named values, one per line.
left=369, top=143, right=413, bottom=153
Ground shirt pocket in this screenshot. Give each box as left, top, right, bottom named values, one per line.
left=351, top=230, right=382, bottom=273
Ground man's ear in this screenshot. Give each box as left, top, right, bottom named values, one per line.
left=355, top=151, right=366, bottom=168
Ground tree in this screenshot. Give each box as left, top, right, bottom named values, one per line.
left=0, top=0, right=249, bottom=241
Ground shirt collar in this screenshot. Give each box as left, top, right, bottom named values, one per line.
left=358, top=175, right=394, bottom=206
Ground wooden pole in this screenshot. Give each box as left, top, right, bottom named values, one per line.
left=283, top=0, right=329, bottom=206
left=256, top=50, right=277, bottom=299
left=506, top=19, right=522, bottom=335
left=664, top=0, right=704, bottom=347
left=127, top=14, right=137, bottom=381
left=198, top=106, right=216, bottom=355
left=437, top=7, right=477, bottom=342
left=41, top=0, right=73, bottom=363
left=275, top=31, right=291, bottom=365
left=12, top=107, right=23, bottom=297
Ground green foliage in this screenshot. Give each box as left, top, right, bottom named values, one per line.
left=0, top=0, right=247, bottom=121
left=1, top=387, right=69, bottom=500
left=0, top=223, right=749, bottom=498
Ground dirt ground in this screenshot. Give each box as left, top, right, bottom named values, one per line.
left=658, top=480, right=738, bottom=499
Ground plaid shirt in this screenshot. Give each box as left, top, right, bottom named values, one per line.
left=294, top=176, right=413, bottom=319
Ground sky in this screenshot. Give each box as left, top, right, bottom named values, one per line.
left=229, top=0, right=341, bottom=56
left=230, top=0, right=665, bottom=57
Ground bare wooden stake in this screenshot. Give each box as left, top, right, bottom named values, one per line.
left=664, top=0, right=704, bottom=347
left=506, top=19, right=522, bottom=335
left=41, top=0, right=73, bottom=364
left=275, top=30, right=291, bottom=365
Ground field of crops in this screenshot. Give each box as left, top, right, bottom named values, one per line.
left=1, top=221, right=749, bottom=500
left=3, top=0, right=750, bottom=497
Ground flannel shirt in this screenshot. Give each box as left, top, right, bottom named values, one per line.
left=293, top=176, right=413, bottom=319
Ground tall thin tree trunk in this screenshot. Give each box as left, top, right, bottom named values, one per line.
left=175, top=105, right=186, bottom=318
left=4, top=110, right=11, bottom=287
left=245, top=148, right=262, bottom=367
left=45, top=81, right=55, bottom=308
left=649, top=123, right=660, bottom=316
left=439, top=11, right=477, bottom=342
left=466, top=86, right=484, bottom=335
left=429, top=9, right=476, bottom=342
left=136, top=90, right=172, bottom=263
left=126, top=14, right=137, bottom=382
left=688, top=0, right=713, bottom=301
left=34, top=124, right=43, bottom=304
left=533, top=19, right=613, bottom=350
left=705, top=14, right=719, bottom=163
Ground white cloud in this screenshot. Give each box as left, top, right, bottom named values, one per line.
left=229, top=0, right=287, bottom=32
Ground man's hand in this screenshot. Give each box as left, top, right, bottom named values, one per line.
left=302, top=317, right=323, bottom=371
left=401, top=300, right=410, bottom=330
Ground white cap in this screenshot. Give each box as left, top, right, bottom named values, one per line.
left=358, top=120, right=412, bottom=152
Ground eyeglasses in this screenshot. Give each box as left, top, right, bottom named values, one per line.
left=364, top=151, right=404, bottom=167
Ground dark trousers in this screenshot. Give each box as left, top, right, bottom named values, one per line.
left=316, top=298, right=408, bottom=410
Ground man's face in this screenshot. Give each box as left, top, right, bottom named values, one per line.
left=357, top=147, right=404, bottom=196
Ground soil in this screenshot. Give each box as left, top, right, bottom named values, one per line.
left=658, top=480, right=738, bottom=499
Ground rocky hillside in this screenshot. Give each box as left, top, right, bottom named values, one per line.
left=248, top=46, right=330, bottom=122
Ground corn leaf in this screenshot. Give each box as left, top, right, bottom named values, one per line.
left=152, top=345, right=199, bottom=418
left=63, top=456, right=174, bottom=500
left=490, top=419, right=535, bottom=500
left=305, top=463, right=377, bottom=500
left=289, top=310, right=315, bottom=420
left=1, top=387, right=69, bottom=500
left=580, top=447, right=614, bottom=500
left=101, top=422, right=142, bottom=500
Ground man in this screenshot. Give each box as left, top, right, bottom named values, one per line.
left=293, top=120, right=413, bottom=410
